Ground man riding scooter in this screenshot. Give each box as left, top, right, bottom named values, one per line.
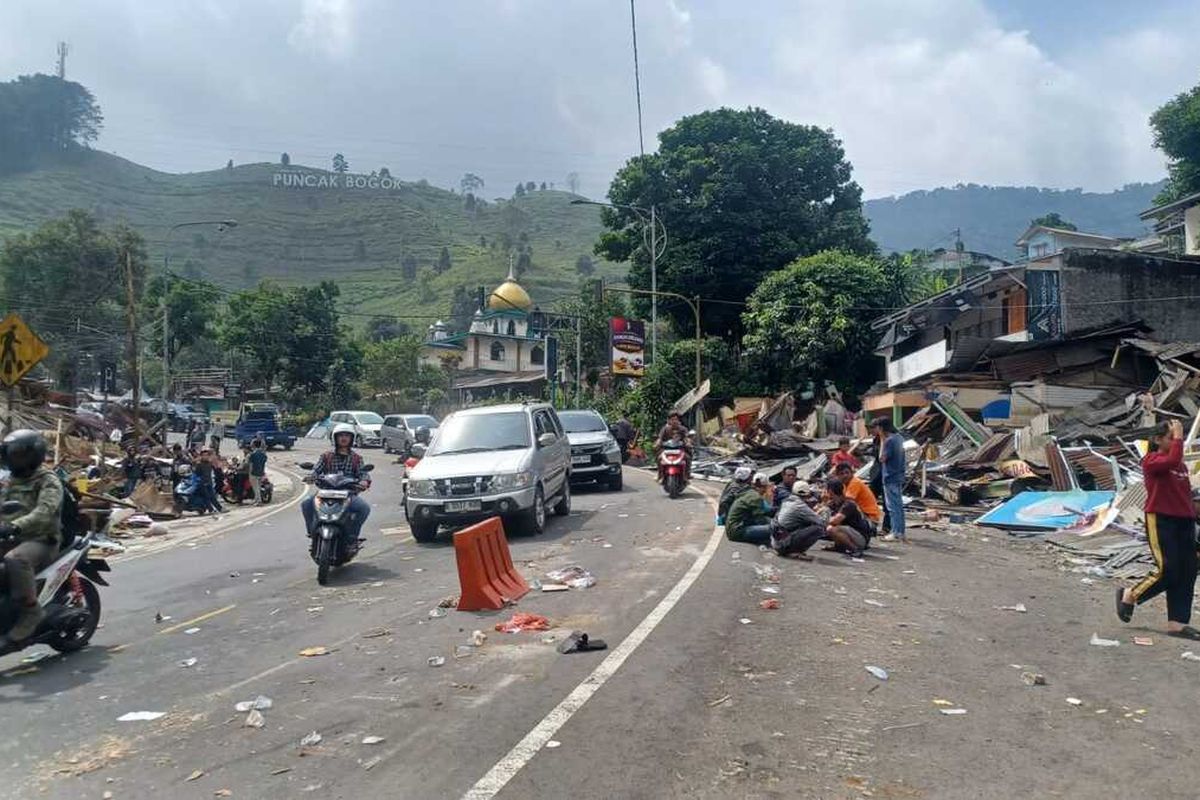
left=301, top=423, right=371, bottom=549
left=654, top=411, right=693, bottom=483
left=0, top=430, right=63, bottom=647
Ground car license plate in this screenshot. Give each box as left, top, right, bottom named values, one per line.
left=571, top=455, right=592, bottom=466
left=445, top=500, right=482, bottom=513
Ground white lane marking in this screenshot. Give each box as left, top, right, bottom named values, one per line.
left=463, top=482, right=721, bottom=799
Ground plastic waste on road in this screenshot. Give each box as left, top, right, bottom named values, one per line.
left=494, top=612, right=551, bottom=633
left=544, top=565, right=596, bottom=589
left=244, top=709, right=265, bottom=728
left=1089, top=633, right=1120, bottom=647
left=117, top=711, right=166, bottom=722
left=235, top=696, right=273, bottom=712
left=865, top=665, right=889, bottom=681
left=427, top=656, right=446, bottom=667
left=300, top=731, right=323, bottom=747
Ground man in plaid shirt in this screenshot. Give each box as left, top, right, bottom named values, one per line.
left=301, top=424, right=371, bottom=546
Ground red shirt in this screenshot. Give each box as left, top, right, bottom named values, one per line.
left=830, top=450, right=861, bottom=470
left=1143, top=439, right=1193, bottom=518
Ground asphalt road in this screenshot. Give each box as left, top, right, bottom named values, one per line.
left=1, top=438, right=717, bottom=799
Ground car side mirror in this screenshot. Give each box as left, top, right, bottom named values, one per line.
left=362, top=464, right=375, bottom=473
left=537, top=432, right=558, bottom=448
left=411, top=443, right=427, bottom=458
left=298, top=461, right=314, bottom=470
left=1, top=500, right=22, bottom=515
left=415, top=426, right=431, bottom=445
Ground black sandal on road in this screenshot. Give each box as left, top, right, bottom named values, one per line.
left=1168, top=626, right=1200, bottom=641
left=1115, top=588, right=1134, bottom=623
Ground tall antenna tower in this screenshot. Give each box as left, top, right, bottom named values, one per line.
left=56, top=41, right=69, bottom=79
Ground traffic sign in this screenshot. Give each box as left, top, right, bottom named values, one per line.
left=0, top=313, right=49, bottom=387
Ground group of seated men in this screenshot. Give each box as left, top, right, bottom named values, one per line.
left=717, top=439, right=882, bottom=561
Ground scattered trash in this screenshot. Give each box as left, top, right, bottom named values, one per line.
left=1066, top=697, right=1083, bottom=706
left=271, top=767, right=292, bottom=775
left=863, top=599, right=887, bottom=608
left=759, top=586, right=780, bottom=595
left=865, top=666, right=889, bottom=681
left=545, top=740, right=562, bottom=749
left=244, top=709, right=266, bottom=729
left=738, top=618, right=753, bottom=625
left=437, top=595, right=458, bottom=608
left=155, top=612, right=170, bottom=623
left=556, top=631, right=608, bottom=654
left=1089, top=633, right=1120, bottom=648
left=235, top=696, right=273, bottom=712
left=759, top=598, right=781, bottom=610
left=117, top=711, right=166, bottom=722
left=470, top=630, right=488, bottom=647
left=1182, top=651, right=1200, bottom=662
left=306, top=606, right=324, bottom=613
left=1080, top=578, right=1096, bottom=586
left=454, top=645, right=474, bottom=659
left=708, top=694, right=732, bottom=707
left=362, top=756, right=383, bottom=771
left=932, top=699, right=953, bottom=706
left=541, top=583, right=569, bottom=592
left=184, top=627, right=201, bottom=635
left=902, top=570, right=917, bottom=575
left=834, top=587, right=847, bottom=595
left=731, top=552, right=741, bottom=561
left=361, top=736, right=385, bottom=745
left=495, top=613, right=551, bottom=633
left=186, top=770, right=204, bottom=782
left=229, top=572, right=240, bottom=578
left=1021, top=672, right=1047, bottom=686
left=299, top=646, right=331, bottom=657
left=545, top=565, right=596, bottom=589
left=997, top=603, right=1027, bottom=613
left=299, top=731, right=323, bottom=747
left=1133, top=636, right=1154, bottom=646
left=939, top=708, right=967, bottom=716
left=752, top=564, right=781, bottom=582
left=214, top=791, right=232, bottom=798
left=361, top=628, right=391, bottom=639
left=428, top=607, right=447, bottom=619
left=427, top=656, right=445, bottom=667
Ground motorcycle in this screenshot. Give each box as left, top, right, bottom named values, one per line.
left=299, top=462, right=374, bottom=585
left=222, top=471, right=273, bottom=505
left=658, top=437, right=692, bottom=499
left=172, top=471, right=212, bottom=515
left=0, top=500, right=119, bottom=657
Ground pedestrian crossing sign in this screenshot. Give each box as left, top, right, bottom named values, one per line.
left=0, top=313, right=49, bottom=387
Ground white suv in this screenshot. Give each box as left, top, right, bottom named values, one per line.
left=405, top=402, right=572, bottom=542
left=328, top=410, right=384, bottom=448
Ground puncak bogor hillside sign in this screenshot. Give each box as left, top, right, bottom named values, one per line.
left=272, top=170, right=403, bottom=190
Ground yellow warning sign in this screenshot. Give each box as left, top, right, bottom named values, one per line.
left=0, top=314, right=49, bottom=387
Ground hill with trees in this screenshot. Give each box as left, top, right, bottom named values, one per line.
left=863, top=181, right=1166, bottom=259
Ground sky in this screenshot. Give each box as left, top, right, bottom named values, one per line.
left=1, top=0, right=1197, bottom=199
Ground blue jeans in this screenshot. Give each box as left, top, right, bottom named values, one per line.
left=740, top=524, right=774, bottom=546
left=302, top=495, right=370, bottom=545
left=883, top=482, right=905, bottom=537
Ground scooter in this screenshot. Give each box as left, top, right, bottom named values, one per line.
left=222, top=471, right=273, bottom=505
left=299, top=462, right=374, bottom=585
left=172, top=471, right=212, bottom=515
left=658, top=438, right=691, bottom=499
left=0, top=501, right=119, bottom=657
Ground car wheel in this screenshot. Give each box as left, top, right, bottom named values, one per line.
left=608, top=471, right=624, bottom=491
left=553, top=479, right=571, bottom=516
left=411, top=520, right=438, bottom=543
left=519, top=487, right=546, bottom=535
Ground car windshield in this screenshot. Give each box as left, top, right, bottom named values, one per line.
left=354, top=412, right=385, bottom=425
left=403, top=415, right=438, bottom=429
left=559, top=412, right=608, bottom=433
left=428, top=411, right=531, bottom=455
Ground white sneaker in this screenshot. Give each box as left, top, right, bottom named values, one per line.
left=881, top=533, right=901, bottom=542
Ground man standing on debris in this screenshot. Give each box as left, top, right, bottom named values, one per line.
left=1116, top=419, right=1200, bottom=639
left=873, top=418, right=907, bottom=542
left=193, top=448, right=223, bottom=514
left=724, top=472, right=775, bottom=545
left=834, top=462, right=882, bottom=525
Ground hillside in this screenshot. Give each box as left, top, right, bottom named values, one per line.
left=0, top=151, right=618, bottom=325
left=864, top=181, right=1166, bottom=258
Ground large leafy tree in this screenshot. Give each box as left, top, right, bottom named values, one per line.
left=555, top=282, right=628, bottom=387
left=1151, top=82, right=1200, bottom=205
left=741, top=250, right=887, bottom=396
left=0, top=74, right=103, bottom=174
left=142, top=275, right=221, bottom=363
left=1030, top=212, right=1077, bottom=231
left=361, top=336, right=429, bottom=411
left=596, top=107, right=873, bottom=337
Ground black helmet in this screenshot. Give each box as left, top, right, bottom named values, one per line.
left=1, top=429, right=47, bottom=478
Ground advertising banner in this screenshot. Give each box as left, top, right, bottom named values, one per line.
left=610, top=318, right=646, bottom=377
left=1026, top=269, right=1063, bottom=341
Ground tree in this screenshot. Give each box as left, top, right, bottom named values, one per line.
left=1151, top=82, right=1200, bottom=205
left=280, top=152, right=290, bottom=166
left=142, top=275, right=221, bottom=363
left=515, top=250, right=532, bottom=277
left=514, top=182, right=526, bottom=197
left=226, top=159, right=234, bottom=172
left=379, top=166, right=391, bottom=178
left=741, top=250, right=886, bottom=396
left=596, top=107, right=874, bottom=337
left=461, top=173, right=484, bottom=194
left=362, top=337, right=424, bottom=411
left=539, top=182, right=547, bottom=191
left=464, top=193, right=476, bottom=212
left=566, top=172, right=580, bottom=194
left=401, top=254, right=418, bottom=280
left=366, top=316, right=410, bottom=342
left=448, top=284, right=478, bottom=332
left=525, top=181, right=537, bottom=193
left=436, top=246, right=452, bottom=274
left=575, top=254, right=595, bottom=276
left=332, top=153, right=349, bottom=174
left=0, top=74, right=103, bottom=174
left=1030, top=212, right=1077, bottom=231
left=557, top=282, right=627, bottom=387
left=417, top=269, right=437, bottom=303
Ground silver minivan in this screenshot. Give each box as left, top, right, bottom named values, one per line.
left=381, top=413, right=439, bottom=455
left=405, top=402, right=571, bottom=542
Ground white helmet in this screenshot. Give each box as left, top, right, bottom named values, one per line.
left=332, top=423, right=356, bottom=444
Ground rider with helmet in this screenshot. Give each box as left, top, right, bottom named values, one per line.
left=0, top=430, right=64, bottom=644
left=301, top=423, right=371, bottom=548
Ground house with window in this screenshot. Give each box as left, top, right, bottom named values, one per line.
left=1015, top=224, right=1124, bottom=262
left=420, top=265, right=548, bottom=401
left=1139, top=191, right=1200, bottom=256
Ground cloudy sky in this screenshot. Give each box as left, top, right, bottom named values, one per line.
left=2, top=0, right=1197, bottom=199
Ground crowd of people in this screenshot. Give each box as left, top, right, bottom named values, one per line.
left=117, top=433, right=270, bottom=513
left=717, top=417, right=909, bottom=561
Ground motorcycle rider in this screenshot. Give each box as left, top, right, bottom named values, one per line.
left=654, top=412, right=693, bottom=482
left=301, top=423, right=371, bottom=549
left=0, top=430, right=64, bottom=645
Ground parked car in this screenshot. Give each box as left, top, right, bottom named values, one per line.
left=405, top=402, right=571, bottom=542
left=557, top=409, right=624, bottom=490
left=235, top=402, right=295, bottom=449
left=328, top=410, right=385, bottom=447
left=381, top=413, right=439, bottom=455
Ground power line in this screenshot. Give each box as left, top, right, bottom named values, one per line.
left=629, top=0, right=646, bottom=158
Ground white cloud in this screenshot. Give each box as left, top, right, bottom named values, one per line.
left=695, top=56, right=727, bottom=100
left=288, top=0, right=355, bottom=58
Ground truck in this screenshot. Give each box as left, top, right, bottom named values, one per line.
left=233, top=402, right=296, bottom=450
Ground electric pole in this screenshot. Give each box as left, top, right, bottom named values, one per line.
left=122, top=248, right=141, bottom=440
left=56, top=42, right=68, bottom=79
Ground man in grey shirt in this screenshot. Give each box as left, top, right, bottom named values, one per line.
left=872, top=417, right=907, bottom=541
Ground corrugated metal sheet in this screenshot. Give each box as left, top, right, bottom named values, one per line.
left=1011, top=383, right=1109, bottom=418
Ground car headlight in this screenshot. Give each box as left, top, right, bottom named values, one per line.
left=603, top=437, right=621, bottom=454
left=408, top=479, right=436, bottom=498
left=491, top=471, right=534, bottom=491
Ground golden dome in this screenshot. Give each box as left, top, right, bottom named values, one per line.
left=488, top=266, right=533, bottom=311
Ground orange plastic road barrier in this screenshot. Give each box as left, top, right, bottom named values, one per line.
left=453, top=516, right=530, bottom=611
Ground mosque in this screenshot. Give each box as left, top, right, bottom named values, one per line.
left=420, top=264, right=549, bottom=401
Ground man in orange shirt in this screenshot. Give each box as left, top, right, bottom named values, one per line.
left=834, top=462, right=882, bottom=525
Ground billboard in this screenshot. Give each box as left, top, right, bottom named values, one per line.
left=610, top=318, right=646, bottom=377
left=1026, top=269, right=1063, bottom=341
